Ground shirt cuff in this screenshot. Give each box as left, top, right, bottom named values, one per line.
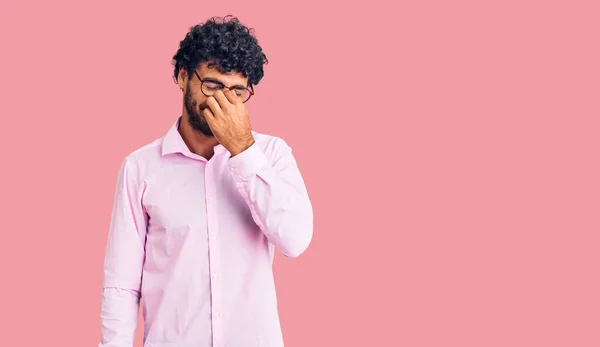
left=228, top=141, right=270, bottom=182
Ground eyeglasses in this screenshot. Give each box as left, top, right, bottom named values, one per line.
left=194, top=70, right=255, bottom=103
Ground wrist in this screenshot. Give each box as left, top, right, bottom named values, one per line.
left=229, top=136, right=255, bottom=157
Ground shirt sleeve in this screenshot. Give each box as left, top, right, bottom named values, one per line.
left=98, top=288, right=141, bottom=347
left=99, top=156, right=148, bottom=347
left=228, top=138, right=314, bottom=258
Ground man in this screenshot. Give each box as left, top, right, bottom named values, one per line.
left=99, top=15, right=313, bottom=347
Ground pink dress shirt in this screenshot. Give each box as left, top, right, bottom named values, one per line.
left=99, top=117, right=313, bottom=347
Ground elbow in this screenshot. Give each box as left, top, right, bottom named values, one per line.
left=282, top=233, right=312, bottom=258
left=280, top=211, right=313, bottom=259
left=266, top=195, right=313, bottom=258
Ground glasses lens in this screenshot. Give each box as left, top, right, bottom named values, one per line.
left=242, top=88, right=252, bottom=102
left=202, top=81, right=223, bottom=95
left=231, top=88, right=248, bottom=101
left=202, top=81, right=252, bottom=102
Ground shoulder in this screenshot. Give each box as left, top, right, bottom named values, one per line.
left=124, top=137, right=162, bottom=162
left=117, top=137, right=164, bottom=179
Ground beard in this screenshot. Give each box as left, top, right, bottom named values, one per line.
left=184, top=86, right=213, bottom=136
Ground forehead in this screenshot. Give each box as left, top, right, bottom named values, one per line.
left=196, top=62, right=248, bottom=86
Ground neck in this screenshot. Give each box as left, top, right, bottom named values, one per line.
left=178, top=115, right=219, bottom=158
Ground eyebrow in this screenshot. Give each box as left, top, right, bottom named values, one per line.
left=203, top=77, right=247, bottom=89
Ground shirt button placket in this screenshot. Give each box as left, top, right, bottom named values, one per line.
left=205, top=160, right=223, bottom=347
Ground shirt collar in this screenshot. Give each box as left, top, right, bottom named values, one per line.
left=161, top=116, right=227, bottom=157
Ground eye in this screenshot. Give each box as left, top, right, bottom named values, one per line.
left=234, top=88, right=247, bottom=97
left=203, top=82, right=223, bottom=90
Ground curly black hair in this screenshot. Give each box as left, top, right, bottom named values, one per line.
left=172, top=15, right=268, bottom=86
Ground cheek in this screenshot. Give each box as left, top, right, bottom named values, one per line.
left=187, top=95, right=202, bottom=110
left=185, top=87, right=203, bottom=102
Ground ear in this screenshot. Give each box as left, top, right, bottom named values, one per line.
left=177, top=68, right=188, bottom=90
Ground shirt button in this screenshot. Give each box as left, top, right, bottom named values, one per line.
left=207, top=197, right=213, bottom=204
left=212, top=274, right=218, bottom=279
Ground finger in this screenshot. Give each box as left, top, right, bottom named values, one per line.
left=212, top=89, right=234, bottom=109
left=223, top=89, right=241, bottom=105
left=205, top=96, right=223, bottom=117
left=202, top=107, right=215, bottom=119
left=202, top=108, right=216, bottom=126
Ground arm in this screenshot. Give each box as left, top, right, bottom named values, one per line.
left=99, top=156, right=147, bottom=347
left=228, top=138, right=314, bottom=258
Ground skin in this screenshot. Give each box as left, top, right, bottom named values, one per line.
left=176, top=61, right=256, bottom=160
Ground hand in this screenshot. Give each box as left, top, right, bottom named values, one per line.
left=203, top=89, right=255, bottom=156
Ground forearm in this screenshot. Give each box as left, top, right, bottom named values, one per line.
left=98, top=287, right=141, bottom=347
left=229, top=140, right=313, bottom=257
left=100, top=156, right=147, bottom=347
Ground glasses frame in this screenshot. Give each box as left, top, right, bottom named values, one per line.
left=193, top=70, right=255, bottom=103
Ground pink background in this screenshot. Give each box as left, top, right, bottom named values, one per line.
left=0, top=0, right=598, bottom=346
